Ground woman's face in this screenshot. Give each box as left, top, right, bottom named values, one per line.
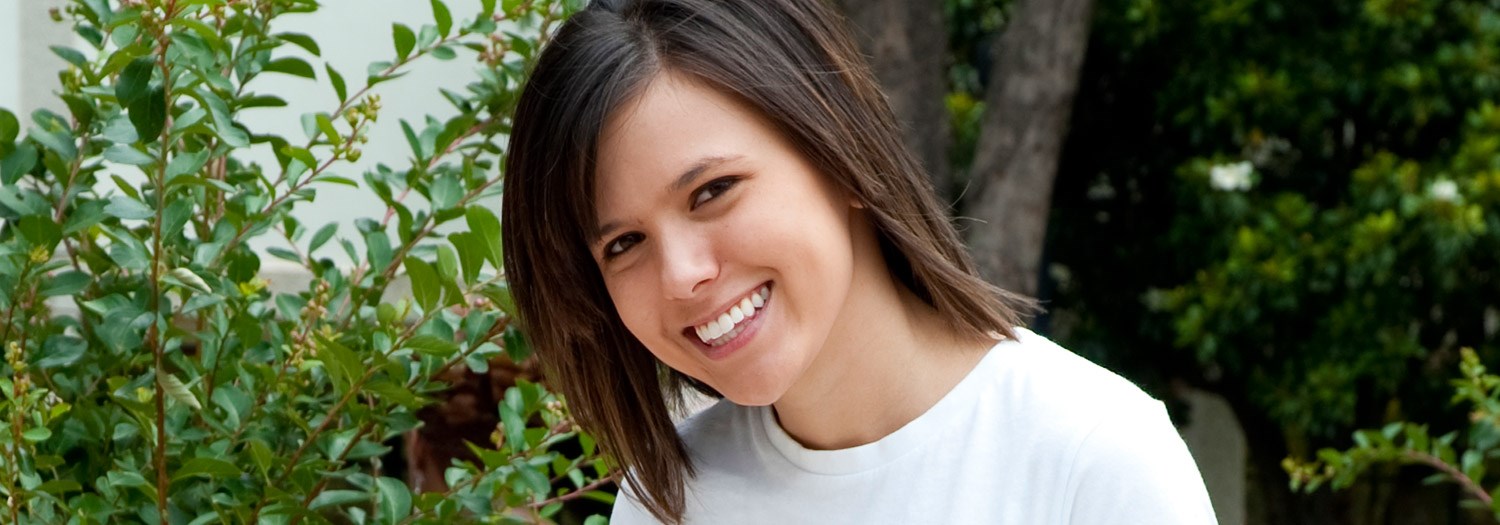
left=591, top=72, right=860, bottom=406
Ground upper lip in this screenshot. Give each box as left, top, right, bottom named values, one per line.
left=682, top=282, right=767, bottom=330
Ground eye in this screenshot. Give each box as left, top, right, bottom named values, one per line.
left=690, top=176, right=741, bottom=209
left=603, top=232, right=643, bottom=260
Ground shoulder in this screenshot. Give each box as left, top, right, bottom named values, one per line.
left=985, top=328, right=1160, bottom=424
left=986, top=329, right=1216, bottom=523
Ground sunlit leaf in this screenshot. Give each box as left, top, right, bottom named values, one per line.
left=392, top=23, right=416, bottom=60
left=159, top=373, right=202, bottom=410
left=263, top=56, right=317, bottom=79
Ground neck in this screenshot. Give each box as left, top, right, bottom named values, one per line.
left=771, top=218, right=995, bottom=450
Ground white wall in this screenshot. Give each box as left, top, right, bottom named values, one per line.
left=0, top=1, right=21, bottom=114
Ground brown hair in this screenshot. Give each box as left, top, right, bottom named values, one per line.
left=500, top=0, right=1035, bottom=521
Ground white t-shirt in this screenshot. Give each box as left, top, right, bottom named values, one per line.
left=610, top=328, right=1218, bottom=524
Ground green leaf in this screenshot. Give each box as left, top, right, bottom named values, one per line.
left=198, top=89, right=250, bottom=148
left=275, top=32, right=321, bottom=56
left=51, top=45, right=89, bottom=67
left=247, top=439, right=273, bottom=478
left=22, top=427, right=53, bottom=442
left=281, top=145, right=317, bottom=171
left=170, top=18, right=225, bottom=53
left=115, top=57, right=155, bottom=106
left=239, top=95, right=288, bottom=109
left=431, top=0, right=453, bottom=36
left=400, top=119, right=424, bottom=160
left=309, top=490, right=370, bottom=511
left=326, top=64, right=347, bottom=102
left=500, top=389, right=527, bottom=451
left=36, top=335, right=86, bottom=368
left=165, top=148, right=210, bottom=180
left=315, top=113, right=340, bottom=143
left=404, top=257, right=441, bottom=311
left=0, top=108, right=19, bottom=145
left=436, top=244, right=459, bottom=282
left=465, top=206, right=503, bottom=269
left=266, top=246, right=301, bottom=263
left=263, top=57, right=317, bottom=79
left=35, top=479, right=82, bottom=496
left=364, top=378, right=425, bottom=409
left=171, top=457, right=241, bottom=482
left=315, top=335, right=362, bottom=394
left=103, top=144, right=155, bottom=165
left=318, top=175, right=358, bottom=187
left=449, top=232, right=484, bottom=285
left=104, top=196, right=154, bottom=220
left=376, top=477, right=412, bottom=524
left=405, top=334, right=458, bottom=357
left=417, top=23, right=439, bottom=49
left=309, top=222, right=338, bottom=253
left=167, top=267, right=212, bottom=294
left=392, top=23, right=416, bottom=61
left=40, top=271, right=91, bottom=297
left=17, top=215, right=62, bottom=250
left=430, top=174, right=462, bottom=209
left=366, top=231, right=393, bottom=271
left=429, top=45, right=456, bottom=60
left=2, top=146, right=38, bottom=185
left=30, top=128, right=77, bottom=161
left=1, top=185, right=46, bottom=215
left=127, top=86, right=167, bottom=142
left=159, top=373, right=202, bottom=410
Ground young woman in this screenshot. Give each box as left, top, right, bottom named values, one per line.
left=500, top=0, right=1217, bottom=523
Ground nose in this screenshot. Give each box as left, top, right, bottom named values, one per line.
left=658, top=230, right=718, bottom=300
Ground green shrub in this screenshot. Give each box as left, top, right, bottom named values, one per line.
left=1286, top=347, right=1500, bottom=519
left=0, top=0, right=609, bottom=523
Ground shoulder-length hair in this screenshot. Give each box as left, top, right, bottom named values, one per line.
left=501, top=0, right=1034, bottom=521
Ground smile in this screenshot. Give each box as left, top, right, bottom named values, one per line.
left=692, top=283, right=771, bottom=346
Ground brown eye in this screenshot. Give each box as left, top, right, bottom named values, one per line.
left=604, top=232, right=643, bottom=259
left=691, top=177, right=740, bottom=209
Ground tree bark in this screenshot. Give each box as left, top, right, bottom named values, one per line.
left=962, top=0, right=1095, bottom=298
left=833, top=0, right=951, bottom=196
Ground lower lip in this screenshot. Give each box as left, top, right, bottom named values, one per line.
left=694, top=283, right=771, bottom=361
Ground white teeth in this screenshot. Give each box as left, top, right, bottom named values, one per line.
left=693, top=285, right=773, bottom=345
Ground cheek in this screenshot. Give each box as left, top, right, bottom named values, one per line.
left=603, top=273, right=657, bottom=340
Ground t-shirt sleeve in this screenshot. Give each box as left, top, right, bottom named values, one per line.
left=1063, top=400, right=1219, bottom=525
left=608, top=477, right=660, bottom=524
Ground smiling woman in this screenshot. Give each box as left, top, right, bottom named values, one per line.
left=499, top=0, right=1216, bottom=523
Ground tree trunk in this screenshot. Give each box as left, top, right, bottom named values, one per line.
left=962, top=0, right=1095, bottom=298
left=832, top=0, right=951, bottom=196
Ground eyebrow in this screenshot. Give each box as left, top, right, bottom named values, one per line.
left=592, top=154, right=743, bottom=245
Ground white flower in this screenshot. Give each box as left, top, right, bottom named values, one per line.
left=1209, top=161, right=1254, bottom=192
left=1428, top=179, right=1460, bottom=203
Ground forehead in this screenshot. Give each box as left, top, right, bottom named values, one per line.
left=594, top=72, right=771, bottom=197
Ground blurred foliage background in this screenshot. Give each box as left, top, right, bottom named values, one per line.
left=938, top=0, right=1500, bottom=522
